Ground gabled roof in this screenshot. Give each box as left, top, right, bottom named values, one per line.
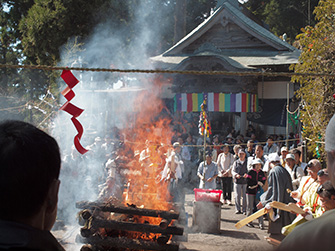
left=151, top=0, right=300, bottom=70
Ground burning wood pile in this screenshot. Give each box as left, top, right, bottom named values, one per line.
left=76, top=200, right=183, bottom=251
left=73, top=79, right=188, bottom=250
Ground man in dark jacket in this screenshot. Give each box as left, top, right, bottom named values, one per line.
left=256, top=153, right=295, bottom=241
left=0, top=120, right=64, bottom=250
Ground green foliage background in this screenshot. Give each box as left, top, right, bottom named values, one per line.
left=290, top=0, right=335, bottom=160
left=0, top=0, right=215, bottom=126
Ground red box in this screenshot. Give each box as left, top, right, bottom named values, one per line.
left=194, top=188, right=222, bottom=202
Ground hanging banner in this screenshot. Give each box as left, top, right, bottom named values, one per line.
left=247, top=99, right=286, bottom=127
left=174, top=93, right=258, bottom=112
left=59, top=70, right=88, bottom=154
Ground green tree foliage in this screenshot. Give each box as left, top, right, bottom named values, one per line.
left=0, top=0, right=216, bottom=124
left=291, top=0, right=335, bottom=160
left=0, top=1, right=33, bottom=96
left=244, top=0, right=320, bottom=43
left=0, top=1, right=35, bottom=121
left=19, top=0, right=132, bottom=66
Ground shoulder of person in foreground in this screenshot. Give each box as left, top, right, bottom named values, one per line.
left=278, top=209, right=335, bottom=251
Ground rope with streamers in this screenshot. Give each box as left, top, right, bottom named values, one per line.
left=59, top=70, right=88, bottom=154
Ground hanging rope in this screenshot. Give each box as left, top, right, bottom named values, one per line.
left=286, top=104, right=300, bottom=115
left=2, top=63, right=335, bottom=77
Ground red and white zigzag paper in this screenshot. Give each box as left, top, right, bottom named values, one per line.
left=59, top=70, right=88, bottom=154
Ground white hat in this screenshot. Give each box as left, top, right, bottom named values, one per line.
left=285, top=153, right=295, bottom=161
left=252, top=158, right=264, bottom=166
left=173, top=142, right=181, bottom=148
left=281, top=146, right=288, bottom=152
left=268, top=152, right=280, bottom=162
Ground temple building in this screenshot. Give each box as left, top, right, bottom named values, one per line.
left=151, top=0, right=300, bottom=137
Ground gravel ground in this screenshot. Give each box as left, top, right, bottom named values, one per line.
left=52, top=191, right=275, bottom=251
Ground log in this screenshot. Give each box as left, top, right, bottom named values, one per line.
left=157, top=235, right=170, bottom=245
left=235, top=208, right=267, bottom=229
left=85, top=235, right=179, bottom=251
left=81, top=227, right=94, bottom=238
left=80, top=244, right=94, bottom=251
left=76, top=201, right=179, bottom=220
left=159, top=219, right=171, bottom=230
left=78, top=210, right=93, bottom=226
left=81, top=209, right=93, bottom=220
left=91, top=218, right=183, bottom=235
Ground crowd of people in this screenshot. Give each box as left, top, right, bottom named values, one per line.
left=185, top=134, right=335, bottom=243
left=2, top=116, right=335, bottom=250
left=57, top=118, right=334, bottom=246
left=163, top=118, right=335, bottom=246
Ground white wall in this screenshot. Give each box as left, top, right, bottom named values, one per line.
left=258, top=81, right=294, bottom=99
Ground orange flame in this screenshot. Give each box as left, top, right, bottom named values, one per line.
left=118, top=75, right=174, bottom=227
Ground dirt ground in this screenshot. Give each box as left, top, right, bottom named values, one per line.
left=179, top=191, right=274, bottom=251
left=52, top=191, right=275, bottom=251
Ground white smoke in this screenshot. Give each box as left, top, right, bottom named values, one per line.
left=51, top=1, right=170, bottom=246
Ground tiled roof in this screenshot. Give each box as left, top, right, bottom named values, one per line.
left=152, top=0, right=300, bottom=70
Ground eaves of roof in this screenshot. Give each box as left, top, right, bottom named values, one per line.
left=162, top=1, right=296, bottom=57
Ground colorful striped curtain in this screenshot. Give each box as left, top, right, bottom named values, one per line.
left=174, top=93, right=258, bottom=112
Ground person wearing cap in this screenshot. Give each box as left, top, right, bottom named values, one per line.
left=302, top=168, right=330, bottom=218
left=197, top=151, right=218, bottom=189
left=280, top=146, right=288, bottom=167
left=316, top=180, right=335, bottom=214
left=317, top=169, right=329, bottom=186
left=290, top=159, right=321, bottom=206
left=232, top=149, right=248, bottom=214
left=310, top=169, right=330, bottom=217
left=282, top=163, right=325, bottom=236
left=245, top=158, right=266, bottom=229
left=285, top=153, right=304, bottom=190
left=217, top=144, right=234, bottom=205
left=256, top=152, right=295, bottom=241
left=279, top=114, right=335, bottom=250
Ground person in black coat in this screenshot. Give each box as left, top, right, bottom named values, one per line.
left=245, top=158, right=266, bottom=229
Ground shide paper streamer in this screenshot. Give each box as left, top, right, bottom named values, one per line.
left=59, top=70, right=88, bottom=154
